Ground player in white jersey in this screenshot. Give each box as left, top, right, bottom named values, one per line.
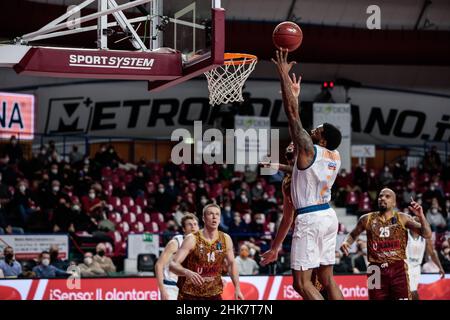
left=261, top=49, right=344, bottom=300
left=155, top=213, right=199, bottom=300
left=407, top=216, right=445, bottom=300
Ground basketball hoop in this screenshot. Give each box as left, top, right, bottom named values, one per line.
left=204, top=53, right=257, bottom=106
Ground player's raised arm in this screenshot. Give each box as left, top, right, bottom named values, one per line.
left=272, top=49, right=315, bottom=169
left=224, top=234, right=244, bottom=300
left=401, top=199, right=432, bottom=239
left=169, top=234, right=204, bottom=286
left=340, top=214, right=369, bottom=256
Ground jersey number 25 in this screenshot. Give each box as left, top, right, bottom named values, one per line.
left=379, top=227, right=390, bottom=238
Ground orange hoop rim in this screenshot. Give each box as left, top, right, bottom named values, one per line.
left=223, top=53, right=258, bottom=66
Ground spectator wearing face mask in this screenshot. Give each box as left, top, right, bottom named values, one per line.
left=93, top=243, right=116, bottom=274
left=162, top=220, right=178, bottom=245
left=251, top=182, right=264, bottom=202
left=48, top=163, right=62, bottom=183
left=0, top=246, right=22, bottom=278
left=81, top=188, right=105, bottom=222
left=154, top=183, right=172, bottom=214
left=4, top=136, right=23, bottom=165
left=235, top=191, right=251, bottom=213
left=426, top=199, right=447, bottom=232
left=235, top=244, right=259, bottom=275
left=79, top=252, right=107, bottom=277
left=219, top=203, right=234, bottom=232
left=11, top=180, right=39, bottom=228
left=32, top=251, right=69, bottom=278
left=352, top=240, right=368, bottom=273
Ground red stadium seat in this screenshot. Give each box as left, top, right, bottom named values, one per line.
left=346, top=191, right=359, bottom=205
left=121, top=196, right=134, bottom=207
left=123, top=212, right=137, bottom=224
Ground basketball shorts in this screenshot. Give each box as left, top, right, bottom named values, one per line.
left=407, top=264, right=421, bottom=292
left=290, top=207, right=338, bottom=271
left=368, top=260, right=411, bottom=300
left=178, top=293, right=222, bottom=300
left=163, top=283, right=179, bottom=300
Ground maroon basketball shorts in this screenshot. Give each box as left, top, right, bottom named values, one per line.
left=178, top=293, right=222, bottom=300
left=367, top=260, right=411, bottom=300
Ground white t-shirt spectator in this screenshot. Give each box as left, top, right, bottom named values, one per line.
left=236, top=256, right=259, bottom=275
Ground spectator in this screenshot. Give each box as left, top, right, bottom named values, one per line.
left=423, top=146, right=442, bottom=175
left=437, top=240, right=450, bottom=272
left=49, top=245, right=69, bottom=271
left=32, top=251, right=68, bottom=278
left=333, top=250, right=353, bottom=274
left=93, top=243, right=116, bottom=274
left=402, top=182, right=416, bottom=207
left=69, top=145, right=84, bottom=166
left=0, top=246, right=22, bottom=278
left=235, top=244, right=259, bottom=275
left=79, top=252, right=106, bottom=277
left=81, top=188, right=105, bottom=222
left=10, top=180, right=40, bottom=228
left=379, top=165, right=393, bottom=186
left=352, top=241, right=368, bottom=273
left=219, top=202, right=234, bottom=232
left=154, top=183, right=171, bottom=214
left=426, top=198, right=447, bottom=232
left=4, top=136, right=23, bottom=165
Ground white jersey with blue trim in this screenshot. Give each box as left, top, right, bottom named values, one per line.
left=163, top=234, right=184, bottom=283
left=291, top=145, right=341, bottom=209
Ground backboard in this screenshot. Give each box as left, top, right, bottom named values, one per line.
left=0, top=0, right=224, bottom=92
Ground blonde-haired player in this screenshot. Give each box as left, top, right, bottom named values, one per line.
left=155, top=213, right=199, bottom=300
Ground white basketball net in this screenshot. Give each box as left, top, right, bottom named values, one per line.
left=204, top=55, right=257, bottom=106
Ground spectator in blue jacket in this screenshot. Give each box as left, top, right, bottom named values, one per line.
left=0, top=246, right=22, bottom=278
left=32, top=251, right=69, bottom=278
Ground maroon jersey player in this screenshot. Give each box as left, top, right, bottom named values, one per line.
left=340, top=188, right=432, bottom=300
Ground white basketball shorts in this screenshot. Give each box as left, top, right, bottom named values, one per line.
left=291, top=207, right=338, bottom=271
left=408, top=264, right=421, bottom=292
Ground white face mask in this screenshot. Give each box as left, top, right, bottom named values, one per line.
left=431, top=208, right=438, bottom=214
left=52, top=186, right=60, bottom=193
left=72, top=205, right=80, bottom=211
left=19, top=185, right=26, bottom=193
left=225, top=206, right=231, bottom=211
left=89, top=193, right=96, bottom=200
left=249, top=248, right=256, bottom=256
left=84, top=257, right=93, bottom=265
left=158, top=188, right=164, bottom=193
left=42, top=259, right=50, bottom=266
left=51, top=169, right=58, bottom=175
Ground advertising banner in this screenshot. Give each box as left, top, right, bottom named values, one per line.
left=0, top=234, right=69, bottom=260
left=1, top=274, right=448, bottom=300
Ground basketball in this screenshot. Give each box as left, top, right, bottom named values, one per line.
left=272, top=21, right=303, bottom=52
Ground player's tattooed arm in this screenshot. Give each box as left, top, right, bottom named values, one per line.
left=272, top=49, right=314, bottom=167
left=340, top=214, right=369, bottom=256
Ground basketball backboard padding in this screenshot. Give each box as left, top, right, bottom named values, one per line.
left=13, top=47, right=182, bottom=80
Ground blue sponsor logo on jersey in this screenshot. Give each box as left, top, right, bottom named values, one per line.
left=328, top=162, right=337, bottom=170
